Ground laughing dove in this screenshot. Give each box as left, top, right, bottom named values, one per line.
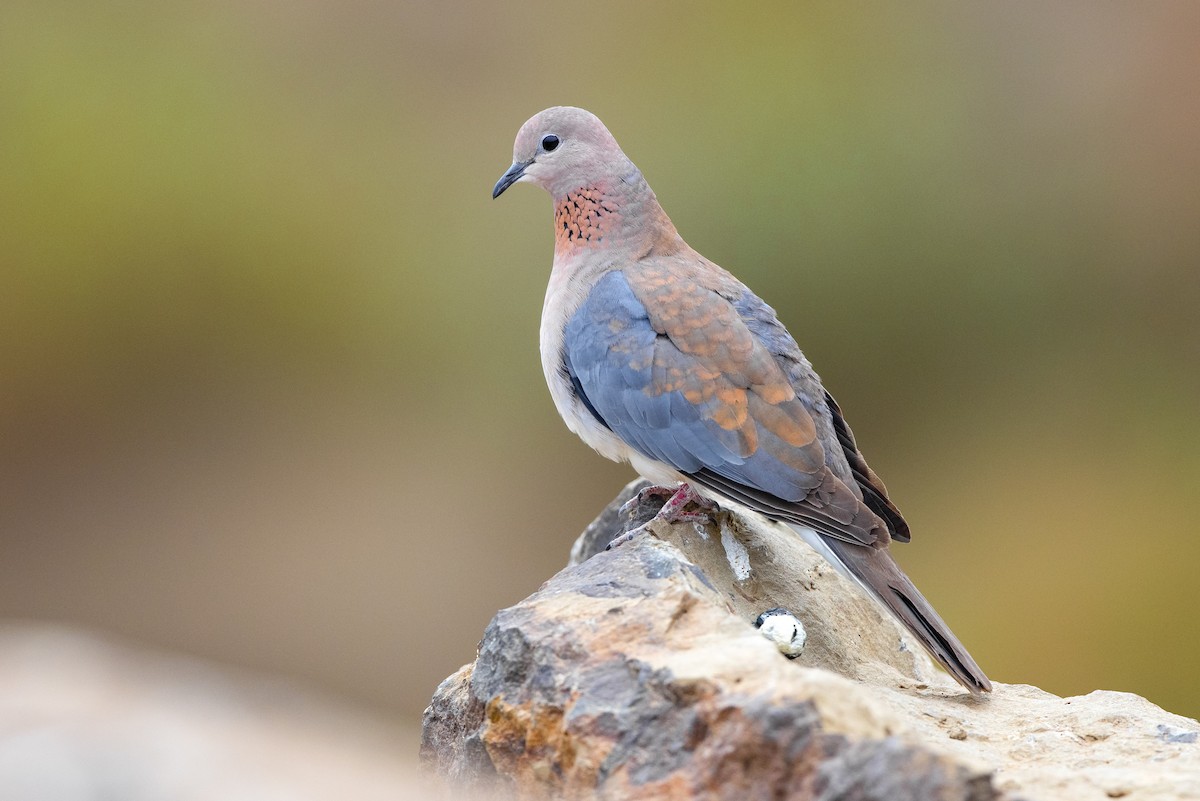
left=493, top=106, right=991, bottom=695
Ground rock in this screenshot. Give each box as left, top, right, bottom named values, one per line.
left=570, top=482, right=940, bottom=692
left=423, top=481, right=1200, bottom=800
left=422, top=664, right=497, bottom=791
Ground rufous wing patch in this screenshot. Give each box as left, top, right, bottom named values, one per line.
left=629, top=263, right=825, bottom=477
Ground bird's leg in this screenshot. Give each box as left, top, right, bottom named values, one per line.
left=607, top=483, right=719, bottom=550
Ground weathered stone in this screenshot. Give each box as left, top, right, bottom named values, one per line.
left=569, top=480, right=939, bottom=691
left=421, top=664, right=502, bottom=793
left=423, top=481, right=1200, bottom=800
left=813, top=737, right=995, bottom=801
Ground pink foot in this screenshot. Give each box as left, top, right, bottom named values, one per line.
left=607, top=483, right=720, bottom=550
left=657, top=483, right=718, bottom=524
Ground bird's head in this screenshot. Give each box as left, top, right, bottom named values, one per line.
left=493, top=106, right=632, bottom=200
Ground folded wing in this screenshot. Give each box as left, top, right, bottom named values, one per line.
left=563, top=268, right=888, bottom=547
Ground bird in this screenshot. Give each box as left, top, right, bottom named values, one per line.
left=492, top=106, right=991, bottom=695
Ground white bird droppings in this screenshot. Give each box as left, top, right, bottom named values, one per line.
left=720, top=523, right=751, bottom=581
left=755, top=608, right=807, bottom=658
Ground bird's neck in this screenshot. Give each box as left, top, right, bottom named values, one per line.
left=552, top=173, right=683, bottom=260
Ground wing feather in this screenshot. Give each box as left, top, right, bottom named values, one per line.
left=563, top=268, right=888, bottom=547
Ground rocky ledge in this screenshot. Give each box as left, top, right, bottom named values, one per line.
left=422, top=481, right=1199, bottom=800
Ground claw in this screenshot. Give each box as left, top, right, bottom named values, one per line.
left=604, top=523, right=648, bottom=551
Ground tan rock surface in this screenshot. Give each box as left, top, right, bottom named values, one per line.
left=424, top=481, right=1200, bottom=800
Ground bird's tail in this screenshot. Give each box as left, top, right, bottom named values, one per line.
left=820, top=536, right=992, bottom=695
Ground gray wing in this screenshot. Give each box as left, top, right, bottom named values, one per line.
left=563, top=269, right=889, bottom=547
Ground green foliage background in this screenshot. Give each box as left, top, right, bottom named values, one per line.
left=2, top=1, right=1197, bottom=723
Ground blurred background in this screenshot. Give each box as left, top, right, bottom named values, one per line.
left=2, top=0, right=1198, bottom=790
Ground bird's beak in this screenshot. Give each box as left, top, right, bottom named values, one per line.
left=492, top=159, right=532, bottom=199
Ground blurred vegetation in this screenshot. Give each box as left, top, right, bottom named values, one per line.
left=1, top=0, right=1197, bottom=724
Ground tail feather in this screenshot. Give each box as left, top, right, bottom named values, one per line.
left=822, top=537, right=992, bottom=695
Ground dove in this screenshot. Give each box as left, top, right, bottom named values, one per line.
left=492, top=106, right=991, bottom=694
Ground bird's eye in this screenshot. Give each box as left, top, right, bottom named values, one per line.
left=541, top=134, right=560, bottom=152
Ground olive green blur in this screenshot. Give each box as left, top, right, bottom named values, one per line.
left=2, top=0, right=1197, bottom=727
